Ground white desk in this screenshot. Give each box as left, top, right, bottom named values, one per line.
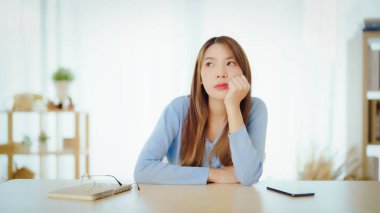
left=0, top=180, right=379, bottom=213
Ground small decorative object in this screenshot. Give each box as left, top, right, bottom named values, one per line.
left=12, top=164, right=35, bottom=179
left=299, top=146, right=363, bottom=180
left=38, top=131, right=49, bottom=143
left=52, top=67, right=74, bottom=110
left=21, top=135, right=32, bottom=146
left=47, top=97, right=75, bottom=111
left=38, top=131, right=49, bottom=152
left=12, top=93, right=45, bottom=111
left=15, top=135, right=32, bottom=152
left=63, top=138, right=75, bottom=150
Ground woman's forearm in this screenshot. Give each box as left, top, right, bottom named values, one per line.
left=225, top=104, right=244, bottom=133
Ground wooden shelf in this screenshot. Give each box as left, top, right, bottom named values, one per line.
left=362, top=31, right=380, bottom=179
left=0, top=111, right=90, bottom=180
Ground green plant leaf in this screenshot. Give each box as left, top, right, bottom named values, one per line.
left=52, top=67, right=74, bottom=81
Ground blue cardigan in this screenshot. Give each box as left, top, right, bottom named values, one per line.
left=134, top=96, right=267, bottom=186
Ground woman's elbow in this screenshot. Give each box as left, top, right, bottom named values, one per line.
left=239, top=176, right=259, bottom=186
left=134, top=168, right=142, bottom=183
left=237, top=163, right=263, bottom=186
left=134, top=163, right=147, bottom=183
left=239, top=178, right=259, bottom=186
left=134, top=158, right=162, bottom=184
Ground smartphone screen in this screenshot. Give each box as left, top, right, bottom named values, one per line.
left=267, top=186, right=315, bottom=197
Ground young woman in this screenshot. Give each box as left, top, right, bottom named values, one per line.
left=134, top=36, right=267, bottom=186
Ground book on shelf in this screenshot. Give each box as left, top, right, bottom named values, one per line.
left=364, top=18, right=380, bottom=31
left=369, top=100, right=376, bottom=143
left=367, top=156, right=379, bottom=180
left=368, top=50, right=380, bottom=90
left=366, top=146, right=380, bottom=180
left=377, top=102, right=380, bottom=141
left=369, top=100, right=380, bottom=144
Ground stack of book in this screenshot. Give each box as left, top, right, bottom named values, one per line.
left=368, top=50, right=380, bottom=91
left=366, top=18, right=380, bottom=144
left=369, top=100, right=380, bottom=143
left=364, top=18, right=380, bottom=31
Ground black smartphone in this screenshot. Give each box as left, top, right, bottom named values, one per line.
left=267, top=186, right=315, bottom=197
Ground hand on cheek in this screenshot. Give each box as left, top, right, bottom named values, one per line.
left=224, top=75, right=250, bottom=108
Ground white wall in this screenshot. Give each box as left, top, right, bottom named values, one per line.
left=1, top=0, right=380, bottom=181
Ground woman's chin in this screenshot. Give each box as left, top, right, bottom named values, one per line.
left=208, top=93, right=227, bottom=101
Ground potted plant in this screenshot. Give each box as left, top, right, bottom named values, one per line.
left=52, top=67, right=74, bottom=109
left=14, top=135, right=32, bottom=152
left=38, top=131, right=49, bottom=152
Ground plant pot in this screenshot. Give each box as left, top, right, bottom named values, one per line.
left=54, top=80, right=71, bottom=104
left=63, top=138, right=75, bottom=150
left=39, top=142, right=47, bottom=153
left=13, top=143, right=31, bottom=153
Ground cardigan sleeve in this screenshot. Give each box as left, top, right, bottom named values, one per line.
left=228, top=97, right=268, bottom=186
left=134, top=99, right=209, bottom=184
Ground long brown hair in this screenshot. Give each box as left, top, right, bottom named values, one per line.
left=180, top=36, right=252, bottom=167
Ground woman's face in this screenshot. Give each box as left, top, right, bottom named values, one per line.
left=200, top=43, right=243, bottom=101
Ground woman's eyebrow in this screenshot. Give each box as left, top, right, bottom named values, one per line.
left=204, top=56, right=234, bottom=61
left=204, top=57, right=216, bottom=61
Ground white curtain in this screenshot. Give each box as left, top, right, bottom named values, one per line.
left=1, top=0, right=380, bottom=181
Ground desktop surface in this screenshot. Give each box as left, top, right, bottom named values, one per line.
left=0, top=179, right=379, bottom=213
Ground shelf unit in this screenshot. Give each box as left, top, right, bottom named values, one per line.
left=362, top=31, right=380, bottom=179
left=0, top=110, right=89, bottom=180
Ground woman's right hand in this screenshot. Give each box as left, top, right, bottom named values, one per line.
left=208, top=166, right=239, bottom=184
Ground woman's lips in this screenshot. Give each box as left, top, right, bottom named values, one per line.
left=214, top=83, right=228, bottom=90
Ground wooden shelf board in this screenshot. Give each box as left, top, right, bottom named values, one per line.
left=367, top=144, right=380, bottom=156
left=367, top=91, right=380, bottom=100
left=368, top=142, right=380, bottom=145
left=0, top=110, right=86, bottom=113
left=0, top=144, right=81, bottom=155
left=0, top=145, right=11, bottom=153
left=363, top=31, right=380, bottom=36
left=11, top=151, right=75, bottom=155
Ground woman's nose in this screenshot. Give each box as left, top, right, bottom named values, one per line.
left=217, top=68, right=227, bottom=78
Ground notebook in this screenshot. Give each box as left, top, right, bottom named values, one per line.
left=48, top=183, right=132, bottom=201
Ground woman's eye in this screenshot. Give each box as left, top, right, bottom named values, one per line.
left=227, top=61, right=236, bottom=66
left=205, top=62, right=214, bottom=67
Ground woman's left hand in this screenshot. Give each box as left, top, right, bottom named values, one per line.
left=224, top=75, right=250, bottom=108
left=208, top=166, right=239, bottom=184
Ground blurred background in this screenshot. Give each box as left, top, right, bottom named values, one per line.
left=1, top=0, right=380, bottom=182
